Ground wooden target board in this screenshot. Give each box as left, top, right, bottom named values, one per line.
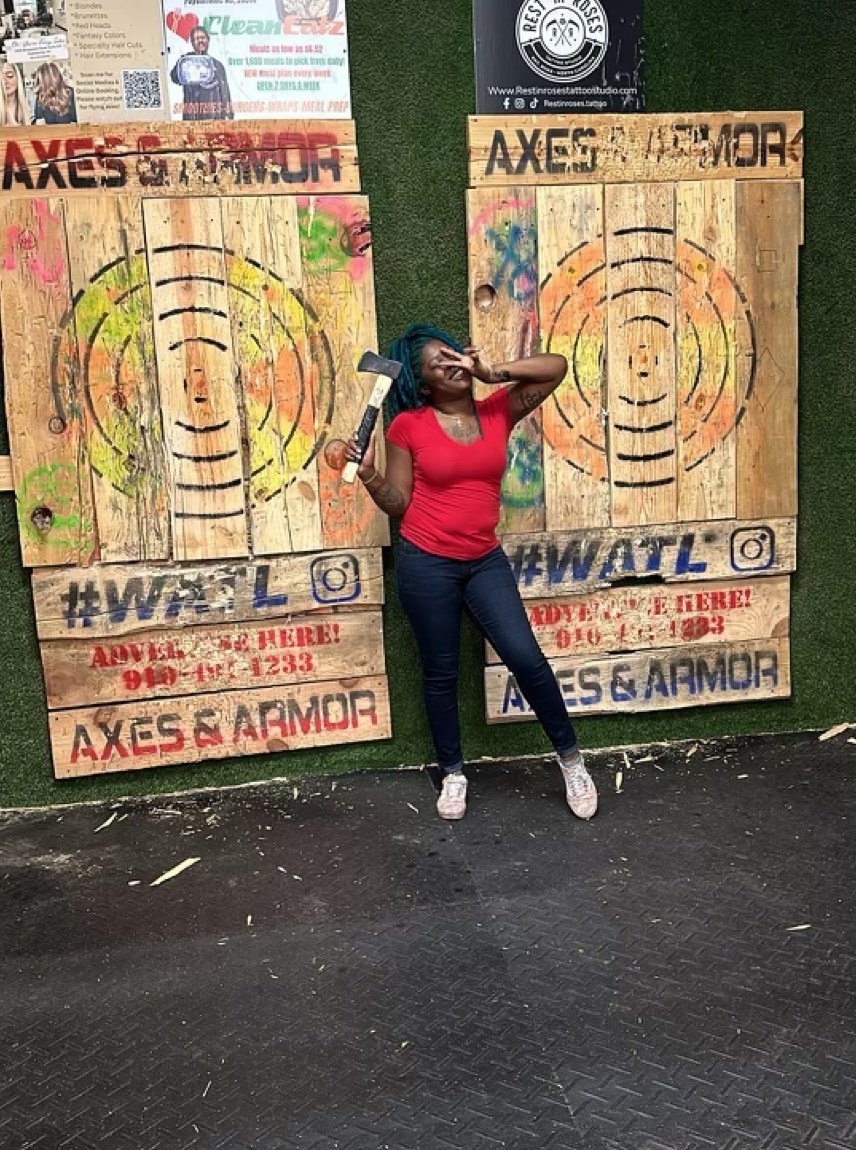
left=467, top=111, right=802, bottom=721
left=0, top=119, right=392, bottom=777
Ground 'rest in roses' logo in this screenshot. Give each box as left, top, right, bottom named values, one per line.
left=515, top=0, right=609, bottom=84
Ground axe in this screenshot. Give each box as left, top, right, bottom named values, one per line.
left=342, top=350, right=403, bottom=484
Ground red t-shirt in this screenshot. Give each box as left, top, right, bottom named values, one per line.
left=386, top=388, right=514, bottom=560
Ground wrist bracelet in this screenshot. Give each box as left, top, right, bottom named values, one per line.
left=363, top=468, right=381, bottom=488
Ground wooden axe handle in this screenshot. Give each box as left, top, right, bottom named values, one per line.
left=342, top=374, right=395, bottom=484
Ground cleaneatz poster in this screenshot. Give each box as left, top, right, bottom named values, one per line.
left=163, top=0, right=351, bottom=121
left=473, top=0, right=643, bottom=114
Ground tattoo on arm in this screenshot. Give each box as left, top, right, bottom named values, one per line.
left=495, top=368, right=512, bottom=383
left=367, top=479, right=408, bottom=518
left=519, top=387, right=544, bottom=412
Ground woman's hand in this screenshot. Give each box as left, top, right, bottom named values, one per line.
left=344, top=432, right=376, bottom=482
left=437, top=345, right=498, bottom=384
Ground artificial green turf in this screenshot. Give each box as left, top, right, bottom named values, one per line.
left=0, top=1, right=853, bottom=807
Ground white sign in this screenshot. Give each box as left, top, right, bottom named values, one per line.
left=5, top=35, right=70, bottom=64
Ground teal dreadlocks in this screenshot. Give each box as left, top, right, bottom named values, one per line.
left=384, top=323, right=465, bottom=422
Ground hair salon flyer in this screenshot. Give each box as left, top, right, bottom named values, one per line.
left=1, top=0, right=169, bottom=125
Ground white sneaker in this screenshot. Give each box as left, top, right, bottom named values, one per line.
left=558, top=754, right=597, bottom=820
left=437, top=771, right=467, bottom=820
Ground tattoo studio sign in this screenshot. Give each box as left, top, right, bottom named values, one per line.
left=472, top=0, right=643, bottom=114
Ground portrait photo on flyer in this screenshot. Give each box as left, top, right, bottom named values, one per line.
left=1, top=0, right=77, bottom=126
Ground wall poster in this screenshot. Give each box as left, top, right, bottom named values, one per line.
left=473, top=0, right=643, bottom=115
left=1, top=0, right=168, bottom=124
left=0, top=1, right=352, bottom=128
left=163, top=0, right=351, bottom=122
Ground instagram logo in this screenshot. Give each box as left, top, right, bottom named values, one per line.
left=730, top=527, right=775, bottom=573
left=310, top=554, right=361, bottom=604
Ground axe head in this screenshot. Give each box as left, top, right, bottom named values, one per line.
left=357, top=349, right=402, bottom=380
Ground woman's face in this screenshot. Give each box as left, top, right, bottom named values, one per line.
left=2, top=65, right=17, bottom=97
left=419, top=339, right=472, bottom=403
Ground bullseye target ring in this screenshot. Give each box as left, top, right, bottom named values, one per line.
left=50, top=245, right=335, bottom=504
left=541, top=226, right=757, bottom=488
left=50, top=250, right=162, bottom=501
left=222, top=250, right=335, bottom=503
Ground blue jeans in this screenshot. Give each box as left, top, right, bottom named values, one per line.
left=395, top=537, right=578, bottom=775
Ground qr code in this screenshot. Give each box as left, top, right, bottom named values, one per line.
left=121, top=69, right=164, bottom=111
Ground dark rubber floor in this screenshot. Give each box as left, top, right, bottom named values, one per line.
left=1, top=731, right=854, bottom=1149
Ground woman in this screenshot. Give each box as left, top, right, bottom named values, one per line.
left=31, top=61, right=77, bottom=125
left=0, top=60, right=28, bottom=127
left=346, top=323, right=597, bottom=822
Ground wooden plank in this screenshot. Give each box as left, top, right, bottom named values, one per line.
left=41, top=609, right=385, bottom=709
left=0, top=197, right=96, bottom=567
left=486, top=639, right=790, bottom=722
left=271, top=197, right=324, bottom=553
left=502, top=517, right=796, bottom=598
left=605, top=182, right=678, bottom=527
left=735, top=181, right=801, bottom=519
left=675, top=181, right=738, bottom=521
left=485, top=575, right=789, bottom=663
left=63, top=196, right=171, bottom=562
left=49, top=674, right=391, bottom=778
left=469, top=112, right=804, bottom=187
left=467, top=186, right=544, bottom=533
left=32, top=548, right=385, bottom=641
left=143, top=197, right=248, bottom=561
left=0, top=457, right=13, bottom=492
left=297, top=195, right=389, bottom=550
left=222, top=197, right=324, bottom=553
left=0, top=120, right=359, bottom=200
left=537, top=184, right=611, bottom=530
left=221, top=196, right=296, bottom=555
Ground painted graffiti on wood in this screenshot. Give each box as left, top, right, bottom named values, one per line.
left=1, top=188, right=388, bottom=567
left=485, top=576, right=790, bottom=663
left=537, top=182, right=756, bottom=526
left=503, top=518, right=795, bottom=598
left=0, top=120, right=359, bottom=199
left=0, top=121, right=392, bottom=781
left=486, top=639, right=791, bottom=722
left=469, top=112, right=801, bottom=721
left=31, top=549, right=384, bottom=640
left=41, top=610, right=384, bottom=709
left=467, top=187, right=544, bottom=533
left=50, top=674, right=391, bottom=778
left=469, top=112, right=804, bottom=187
